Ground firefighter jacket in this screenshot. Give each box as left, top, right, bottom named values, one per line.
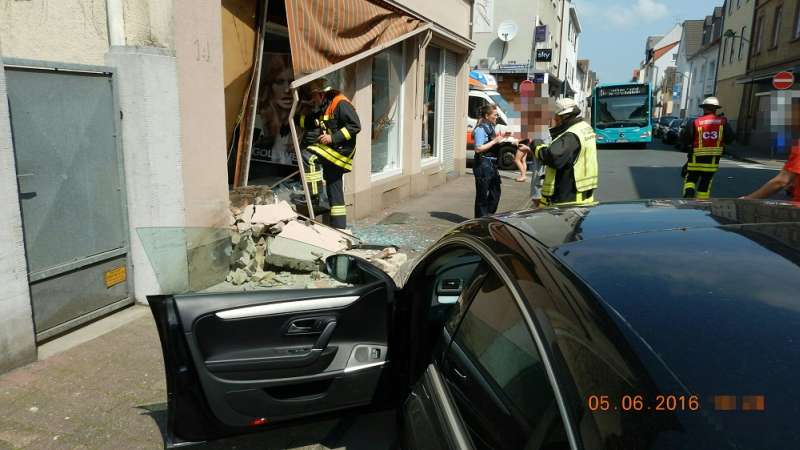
left=682, top=113, right=734, bottom=173
left=306, top=94, right=361, bottom=172
left=535, top=118, right=599, bottom=206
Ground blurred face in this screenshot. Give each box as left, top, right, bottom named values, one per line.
left=311, top=91, right=325, bottom=107
left=483, top=109, right=498, bottom=124
left=271, top=67, right=293, bottom=111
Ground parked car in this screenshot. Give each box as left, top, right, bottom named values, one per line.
left=654, top=116, right=677, bottom=138
left=662, top=118, right=683, bottom=145
left=147, top=199, right=800, bottom=449
left=674, top=117, right=697, bottom=151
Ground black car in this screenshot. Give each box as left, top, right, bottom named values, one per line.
left=654, top=116, right=677, bottom=138
left=674, top=117, right=697, bottom=151
left=662, top=118, right=683, bottom=144
left=149, top=199, right=800, bottom=450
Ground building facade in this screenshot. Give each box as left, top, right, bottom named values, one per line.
left=674, top=20, right=706, bottom=117
left=0, top=0, right=474, bottom=374
left=686, top=8, right=724, bottom=114
left=739, top=0, right=800, bottom=156
left=716, top=0, right=755, bottom=130
left=470, top=0, right=568, bottom=107
left=558, top=3, right=581, bottom=99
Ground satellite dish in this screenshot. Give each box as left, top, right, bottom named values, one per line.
left=497, top=20, right=519, bottom=42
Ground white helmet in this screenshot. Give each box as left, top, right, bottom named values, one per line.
left=555, top=97, right=581, bottom=116
left=701, top=96, right=721, bottom=108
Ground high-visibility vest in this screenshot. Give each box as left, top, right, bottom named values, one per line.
left=540, top=120, right=598, bottom=205
left=308, top=94, right=356, bottom=172
left=688, top=114, right=725, bottom=172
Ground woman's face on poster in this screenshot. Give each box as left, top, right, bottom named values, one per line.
left=271, top=66, right=293, bottom=111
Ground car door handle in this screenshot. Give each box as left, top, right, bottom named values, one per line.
left=452, top=366, right=468, bottom=381
left=312, top=320, right=337, bottom=350
left=288, top=322, right=315, bottom=333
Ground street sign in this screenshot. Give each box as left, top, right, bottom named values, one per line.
left=773, top=71, right=795, bottom=90
left=535, top=25, right=547, bottom=43
left=535, top=49, right=552, bottom=62
left=531, top=72, right=547, bottom=84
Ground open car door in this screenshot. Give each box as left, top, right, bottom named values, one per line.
left=147, top=252, right=398, bottom=448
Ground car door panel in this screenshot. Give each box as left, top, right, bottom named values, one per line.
left=149, top=279, right=392, bottom=445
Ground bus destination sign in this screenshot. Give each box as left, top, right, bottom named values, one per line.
left=598, top=85, right=648, bottom=97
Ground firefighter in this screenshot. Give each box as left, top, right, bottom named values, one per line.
left=302, top=78, right=361, bottom=229
left=518, top=98, right=598, bottom=206
left=680, top=96, right=735, bottom=199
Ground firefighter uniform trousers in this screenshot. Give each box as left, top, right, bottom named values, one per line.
left=302, top=150, right=347, bottom=228
left=683, top=117, right=725, bottom=200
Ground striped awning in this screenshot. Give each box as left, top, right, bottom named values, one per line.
left=285, top=0, right=423, bottom=77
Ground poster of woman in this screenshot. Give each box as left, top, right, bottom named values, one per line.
left=251, top=53, right=297, bottom=167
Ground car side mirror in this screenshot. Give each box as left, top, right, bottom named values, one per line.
left=325, top=254, right=362, bottom=285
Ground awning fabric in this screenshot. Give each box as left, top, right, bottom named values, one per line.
left=285, top=0, right=423, bottom=77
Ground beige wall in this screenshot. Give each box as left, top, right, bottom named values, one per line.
left=750, top=0, right=800, bottom=72
left=174, top=0, right=230, bottom=227
left=0, top=0, right=109, bottom=65
left=394, top=0, right=472, bottom=38
left=123, top=0, right=175, bottom=49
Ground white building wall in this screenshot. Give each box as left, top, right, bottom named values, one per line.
left=650, top=24, right=682, bottom=91
left=0, top=57, right=37, bottom=373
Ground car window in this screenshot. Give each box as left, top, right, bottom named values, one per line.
left=446, top=269, right=569, bottom=450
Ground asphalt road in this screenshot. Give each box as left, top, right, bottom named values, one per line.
left=596, top=139, right=780, bottom=202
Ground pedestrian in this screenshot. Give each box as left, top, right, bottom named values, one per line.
left=679, top=96, right=735, bottom=199
left=518, top=98, right=598, bottom=206
left=302, top=78, right=361, bottom=229
left=472, top=104, right=510, bottom=218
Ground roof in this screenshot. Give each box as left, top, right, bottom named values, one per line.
left=652, top=41, right=679, bottom=62
left=681, top=20, right=705, bottom=57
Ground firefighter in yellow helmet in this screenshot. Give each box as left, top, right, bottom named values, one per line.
left=518, top=98, right=598, bottom=206
left=296, top=78, right=361, bottom=229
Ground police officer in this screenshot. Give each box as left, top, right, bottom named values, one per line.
left=472, top=104, right=510, bottom=218
left=519, top=98, right=598, bottom=206
left=300, top=78, right=361, bottom=229
left=680, top=96, right=735, bottom=199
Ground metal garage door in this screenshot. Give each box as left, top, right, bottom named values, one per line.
left=6, top=60, right=131, bottom=341
left=441, top=50, right=459, bottom=174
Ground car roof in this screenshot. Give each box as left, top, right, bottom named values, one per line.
left=497, top=200, right=800, bottom=448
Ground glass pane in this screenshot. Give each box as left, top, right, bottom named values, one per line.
left=372, top=44, right=404, bottom=174
left=422, top=46, right=441, bottom=159
left=452, top=270, right=567, bottom=449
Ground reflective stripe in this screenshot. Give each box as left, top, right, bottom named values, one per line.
left=693, top=147, right=723, bottom=156
left=540, top=193, right=597, bottom=207
left=308, top=144, right=353, bottom=171
left=330, top=205, right=347, bottom=216
left=299, top=115, right=306, bottom=129
left=340, top=127, right=352, bottom=140
left=305, top=172, right=323, bottom=182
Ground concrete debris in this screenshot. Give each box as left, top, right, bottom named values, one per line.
left=251, top=201, right=298, bottom=225
left=225, top=199, right=407, bottom=287
left=229, top=185, right=275, bottom=208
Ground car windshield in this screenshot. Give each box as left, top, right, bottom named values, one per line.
left=488, top=93, right=521, bottom=118
left=595, top=94, right=649, bottom=129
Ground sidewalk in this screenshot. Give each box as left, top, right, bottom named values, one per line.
left=724, top=142, right=788, bottom=169
left=0, top=173, right=533, bottom=450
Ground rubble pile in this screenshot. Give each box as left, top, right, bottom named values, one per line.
left=225, top=200, right=409, bottom=288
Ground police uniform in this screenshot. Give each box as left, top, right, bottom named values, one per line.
left=472, top=121, right=502, bottom=218
left=534, top=117, right=599, bottom=206
left=298, top=88, right=361, bottom=229
left=681, top=113, right=733, bottom=199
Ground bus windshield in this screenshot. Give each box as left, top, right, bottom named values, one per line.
left=595, top=85, right=650, bottom=129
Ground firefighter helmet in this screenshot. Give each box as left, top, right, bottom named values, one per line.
left=701, top=97, right=721, bottom=109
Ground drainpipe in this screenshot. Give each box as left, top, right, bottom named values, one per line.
left=106, top=0, right=126, bottom=47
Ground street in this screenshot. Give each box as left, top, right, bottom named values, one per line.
left=0, top=138, right=785, bottom=450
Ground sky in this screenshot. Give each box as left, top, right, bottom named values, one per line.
left=573, top=0, right=726, bottom=84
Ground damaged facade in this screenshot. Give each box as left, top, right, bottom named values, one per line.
left=0, top=0, right=474, bottom=374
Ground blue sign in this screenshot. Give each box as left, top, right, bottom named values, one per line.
left=531, top=72, right=546, bottom=83
left=535, top=25, right=547, bottom=43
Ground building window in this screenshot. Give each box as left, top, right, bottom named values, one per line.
left=754, top=15, right=764, bottom=54
left=729, top=0, right=733, bottom=16
left=737, top=0, right=741, bottom=8
left=729, top=34, right=736, bottom=63
left=771, top=5, right=782, bottom=49
left=794, top=3, right=800, bottom=39
left=739, top=26, right=747, bottom=60
left=371, top=43, right=404, bottom=176
left=422, top=46, right=442, bottom=160
left=722, top=38, right=728, bottom=65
